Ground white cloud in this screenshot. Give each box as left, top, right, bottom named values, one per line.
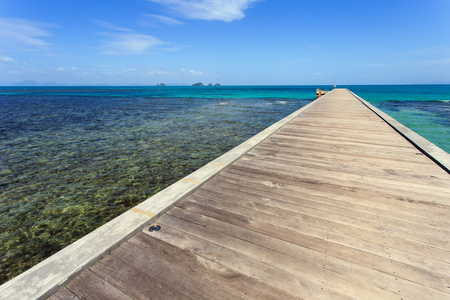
left=292, top=59, right=311, bottom=64
left=96, top=21, right=169, bottom=55
left=1, top=56, right=16, bottom=63
left=148, top=69, right=177, bottom=76
left=180, top=68, right=204, bottom=76
left=142, top=14, right=184, bottom=26
left=56, top=66, right=76, bottom=72
left=148, top=0, right=262, bottom=22
left=0, top=18, right=54, bottom=50
left=101, top=33, right=166, bottom=54
left=94, top=20, right=133, bottom=32
left=313, top=72, right=335, bottom=76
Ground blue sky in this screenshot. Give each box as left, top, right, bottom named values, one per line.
left=1, top=0, right=449, bottom=85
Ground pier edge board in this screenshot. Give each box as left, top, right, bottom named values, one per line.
left=0, top=92, right=319, bottom=300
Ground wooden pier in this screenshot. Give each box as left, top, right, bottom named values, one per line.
left=3, top=89, right=450, bottom=299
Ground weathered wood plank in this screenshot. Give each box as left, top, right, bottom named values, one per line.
left=66, top=270, right=133, bottom=300
left=272, top=132, right=417, bottom=153
left=254, top=142, right=448, bottom=176
left=180, top=192, right=450, bottom=275
left=217, top=171, right=450, bottom=248
left=240, top=150, right=450, bottom=190
left=128, top=232, right=298, bottom=300
left=153, top=216, right=358, bottom=300
left=90, top=255, right=191, bottom=300
left=192, top=190, right=450, bottom=278
left=261, top=136, right=436, bottom=162
left=275, top=128, right=415, bottom=147
left=168, top=205, right=449, bottom=299
left=233, top=158, right=450, bottom=202
left=47, top=287, right=80, bottom=300
left=201, top=178, right=450, bottom=234
left=175, top=197, right=450, bottom=289
left=222, top=166, right=450, bottom=221
left=248, top=147, right=450, bottom=181
left=111, top=242, right=235, bottom=300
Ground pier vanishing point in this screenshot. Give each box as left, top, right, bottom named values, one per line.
left=1, top=89, right=449, bottom=299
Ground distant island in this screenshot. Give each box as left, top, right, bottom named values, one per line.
left=156, top=83, right=166, bottom=86
left=192, top=82, right=221, bottom=86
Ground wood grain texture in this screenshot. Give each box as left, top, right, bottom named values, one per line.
left=47, top=89, right=450, bottom=299
left=66, top=270, right=132, bottom=300
left=47, top=287, right=80, bottom=300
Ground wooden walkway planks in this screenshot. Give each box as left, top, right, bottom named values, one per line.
left=49, top=89, right=450, bottom=300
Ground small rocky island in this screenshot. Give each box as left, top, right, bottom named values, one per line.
left=192, top=82, right=221, bottom=86
left=156, top=83, right=166, bottom=86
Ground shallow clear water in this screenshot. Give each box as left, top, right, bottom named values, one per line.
left=0, top=85, right=448, bottom=284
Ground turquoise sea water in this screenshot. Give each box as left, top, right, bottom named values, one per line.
left=0, top=85, right=449, bottom=284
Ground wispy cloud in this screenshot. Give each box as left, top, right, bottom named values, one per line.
left=94, top=20, right=133, bottom=32
left=291, top=59, right=311, bottom=64
left=0, top=18, right=55, bottom=50
left=96, top=21, right=168, bottom=55
left=117, top=66, right=203, bottom=77
left=1, top=56, right=17, bottom=63
left=147, top=0, right=262, bottom=22
left=101, top=33, right=166, bottom=54
left=141, top=14, right=184, bottom=26
left=56, top=66, right=76, bottom=72
left=180, top=68, right=204, bottom=76
left=148, top=68, right=178, bottom=76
